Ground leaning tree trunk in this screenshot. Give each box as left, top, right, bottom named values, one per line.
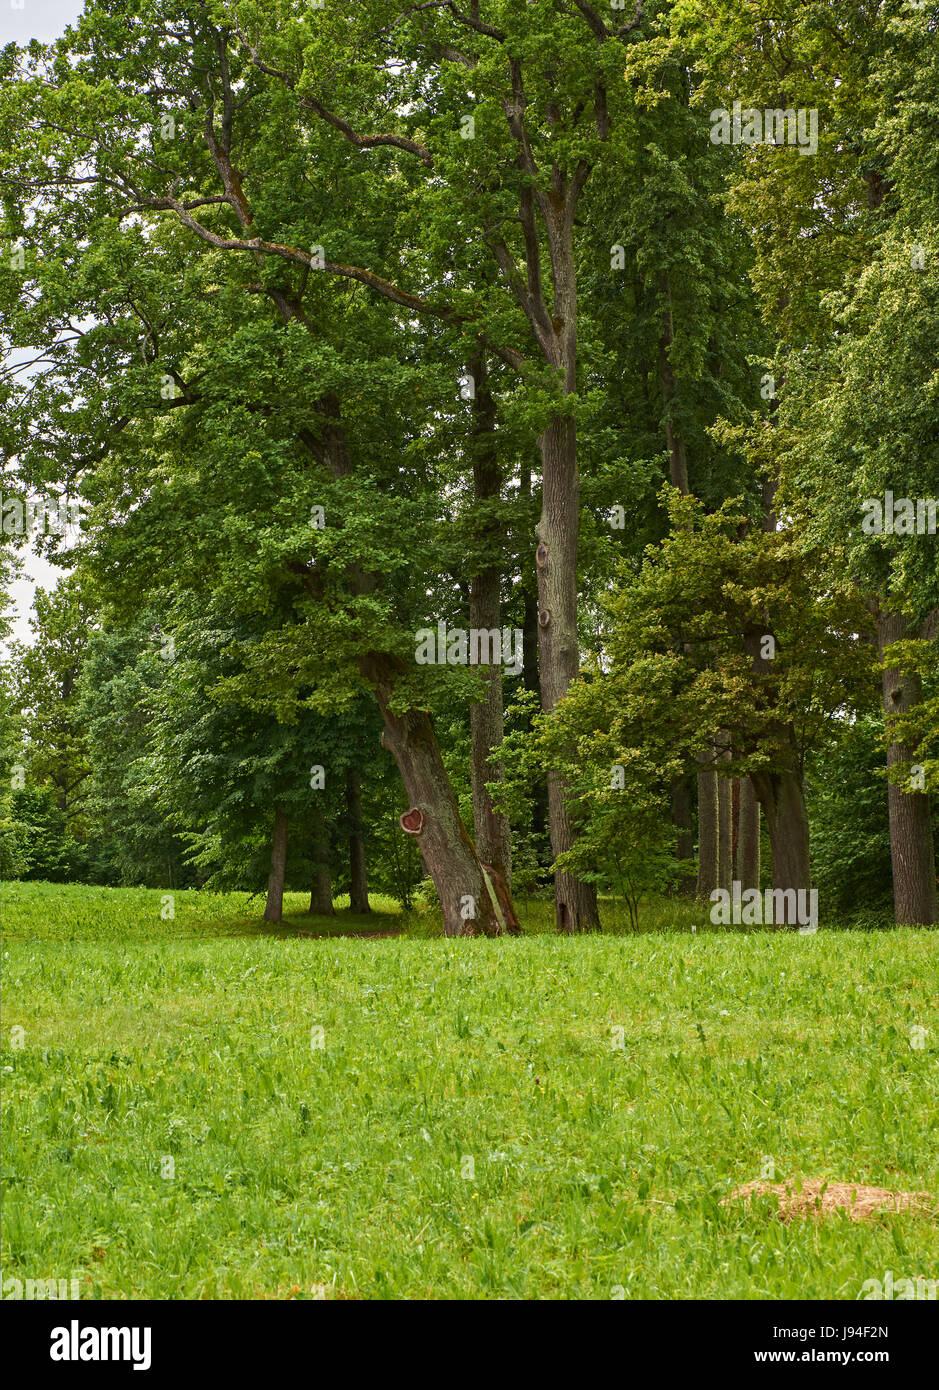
left=737, top=776, right=761, bottom=892
left=364, top=656, right=519, bottom=937
left=536, top=412, right=600, bottom=932
left=696, top=752, right=719, bottom=897
left=750, top=769, right=812, bottom=911
left=468, top=352, right=513, bottom=886
left=263, top=807, right=288, bottom=924
left=196, top=125, right=512, bottom=943
left=309, top=803, right=334, bottom=916
left=291, top=387, right=518, bottom=939
left=346, top=768, right=370, bottom=914
left=877, top=609, right=937, bottom=925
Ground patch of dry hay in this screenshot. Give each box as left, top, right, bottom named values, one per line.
left=723, top=1179, right=934, bottom=1222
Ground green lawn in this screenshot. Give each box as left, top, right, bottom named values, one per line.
left=2, top=881, right=936, bottom=1299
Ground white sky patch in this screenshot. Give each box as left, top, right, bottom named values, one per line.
left=1, top=1, right=87, bottom=651
left=0, top=0, right=85, bottom=45
left=2, top=548, right=63, bottom=653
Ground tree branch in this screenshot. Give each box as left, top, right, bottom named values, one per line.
left=233, top=31, right=434, bottom=167
left=407, top=1, right=505, bottom=41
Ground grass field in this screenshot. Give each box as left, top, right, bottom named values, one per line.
left=2, top=881, right=937, bottom=1299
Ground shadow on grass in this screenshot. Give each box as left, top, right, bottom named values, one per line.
left=219, top=908, right=409, bottom=940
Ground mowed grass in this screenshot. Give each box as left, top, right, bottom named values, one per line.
left=1, top=882, right=937, bottom=1299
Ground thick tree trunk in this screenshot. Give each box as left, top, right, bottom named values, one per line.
left=750, top=769, right=812, bottom=906
left=536, top=413, right=600, bottom=932
left=346, top=768, right=370, bottom=914
left=696, top=754, right=719, bottom=897
left=468, top=352, right=513, bottom=886
left=263, top=807, right=288, bottom=924
left=309, top=803, right=334, bottom=916
left=365, top=656, right=519, bottom=937
left=877, top=610, right=937, bottom=925
left=671, top=774, right=695, bottom=893
left=738, top=776, right=761, bottom=892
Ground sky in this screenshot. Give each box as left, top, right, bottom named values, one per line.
left=0, top=0, right=84, bottom=46
left=1, top=1, right=87, bottom=654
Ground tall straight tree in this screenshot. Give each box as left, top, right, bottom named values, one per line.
left=465, top=351, right=513, bottom=886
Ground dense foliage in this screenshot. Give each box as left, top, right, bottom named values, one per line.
left=1, top=0, right=936, bottom=928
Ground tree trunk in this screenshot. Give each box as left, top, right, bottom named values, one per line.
left=738, top=776, right=760, bottom=892
left=671, top=774, right=695, bottom=893
left=468, top=352, right=513, bottom=886
left=536, top=412, right=600, bottom=932
left=364, top=656, right=519, bottom=937
left=346, top=768, right=370, bottom=914
left=309, top=802, right=334, bottom=916
left=520, top=456, right=550, bottom=875
left=202, top=145, right=514, bottom=942
left=717, top=745, right=733, bottom=891
left=877, top=610, right=937, bottom=925
left=750, top=769, right=812, bottom=904
left=263, top=807, right=288, bottom=924
left=296, top=391, right=519, bottom=939
left=696, top=754, right=719, bottom=897
left=470, top=641, right=512, bottom=884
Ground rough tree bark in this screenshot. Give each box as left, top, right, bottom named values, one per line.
left=749, top=768, right=812, bottom=904
left=263, top=807, right=288, bottom=924
left=365, top=656, right=518, bottom=937
left=877, top=609, right=937, bottom=925
left=737, top=776, right=761, bottom=892
left=536, top=418, right=600, bottom=932
left=346, top=768, right=370, bottom=914
left=488, top=76, right=601, bottom=931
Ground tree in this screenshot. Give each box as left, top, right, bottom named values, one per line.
left=554, top=492, right=876, bottom=908
left=0, top=3, right=518, bottom=933
left=10, top=578, right=91, bottom=834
